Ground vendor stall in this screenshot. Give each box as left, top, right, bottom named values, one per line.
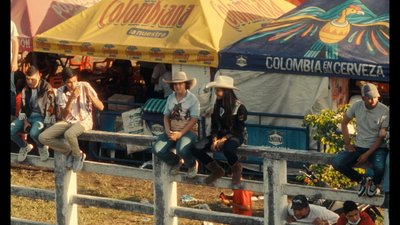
left=216, top=0, right=389, bottom=173
left=32, top=0, right=297, bottom=67
left=11, top=0, right=101, bottom=52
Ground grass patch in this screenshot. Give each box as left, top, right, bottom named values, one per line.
left=11, top=163, right=385, bottom=224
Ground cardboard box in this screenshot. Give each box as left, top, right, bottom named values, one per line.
left=108, top=94, right=135, bottom=112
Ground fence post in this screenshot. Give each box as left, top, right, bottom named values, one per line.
left=153, top=156, right=178, bottom=225
left=54, top=151, right=78, bottom=225
left=384, top=209, right=389, bottom=225
left=263, top=158, right=287, bottom=225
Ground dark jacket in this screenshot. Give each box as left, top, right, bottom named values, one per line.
left=211, top=100, right=247, bottom=139
left=19, top=79, right=57, bottom=125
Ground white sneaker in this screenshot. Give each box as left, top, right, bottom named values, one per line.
left=72, top=152, right=86, bottom=173
left=170, top=159, right=184, bottom=175
left=187, top=160, right=198, bottom=179
left=366, top=179, right=380, bottom=197
left=18, top=144, right=34, bottom=162
left=38, top=146, right=50, bottom=161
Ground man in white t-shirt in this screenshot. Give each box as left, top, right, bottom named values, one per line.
left=286, top=195, right=339, bottom=225
left=158, top=64, right=173, bottom=99
left=151, top=63, right=167, bottom=99
left=11, top=20, right=19, bottom=122
left=332, top=83, right=389, bottom=198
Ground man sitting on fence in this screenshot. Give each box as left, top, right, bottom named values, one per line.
left=332, top=83, right=389, bottom=198
left=286, top=195, right=339, bottom=225
left=336, top=200, right=374, bottom=225
left=11, top=66, right=57, bottom=162
left=39, top=67, right=104, bottom=173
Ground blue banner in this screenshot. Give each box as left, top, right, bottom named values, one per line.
left=219, top=0, right=389, bottom=82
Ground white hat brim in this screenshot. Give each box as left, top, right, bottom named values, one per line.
left=206, top=82, right=240, bottom=91
left=163, top=78, right=197, bottom=90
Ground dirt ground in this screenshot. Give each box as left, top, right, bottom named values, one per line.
left=11, top=163, right=266, bottom=224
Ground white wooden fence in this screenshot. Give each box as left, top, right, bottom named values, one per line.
left=11, top=130, right=389, bottom=225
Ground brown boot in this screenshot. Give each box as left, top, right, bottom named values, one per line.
left=231, top=161, right=243, bottom=185
left=204, top=161, right=225, bottom=184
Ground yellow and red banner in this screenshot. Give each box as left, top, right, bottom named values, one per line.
left=34, top=0, right=296, bottom=67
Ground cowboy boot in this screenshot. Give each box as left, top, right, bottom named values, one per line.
left=204, top=161, right=225, bottom=184
left=231, top=161, right=243, bottom=185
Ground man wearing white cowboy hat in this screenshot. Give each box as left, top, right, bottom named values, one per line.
left=191, top=75, right=247, bottom=185
left=152, top=71, right=200, bottom=178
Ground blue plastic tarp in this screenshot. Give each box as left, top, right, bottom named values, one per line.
left=219, top=0, right=389, bottom=82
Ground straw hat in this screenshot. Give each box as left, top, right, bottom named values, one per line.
left=163, top=71, right=197, bottom=90
left=205, top=75, right=240, bottom=91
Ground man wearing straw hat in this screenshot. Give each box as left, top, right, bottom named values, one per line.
left=152, top=71, right=200, bottom=178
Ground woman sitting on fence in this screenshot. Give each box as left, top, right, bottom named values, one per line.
left=151, top=71, right=200, bottom=178
left=191, top=76, right=247, bottom=185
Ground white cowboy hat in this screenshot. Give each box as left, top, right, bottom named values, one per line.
left=163, top=71, right=197, bottom=90
left=205, top=75, right=240, bottom=91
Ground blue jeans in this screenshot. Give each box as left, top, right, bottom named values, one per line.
left=152, top=131, right=197, bottom=167
left=381, top=152, right=389, bottom=192
left=332, top=147, right=388, bottom=185
left=11, top=72, right=16, bottom=116
left=11, top=114, right=45, bottom=148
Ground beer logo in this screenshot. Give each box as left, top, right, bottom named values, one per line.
left=57, top=40, right=73, bottom=53
left=36, top=38, right=51, bottom=51
left=197, top=50, right=214, bottom=64
left=149, top=48, right=165, bottom=61
left=102, top=44, right=118, bottom=57
left=125, top=46, right=142, bottom=59
left=97, top=0, right=195, bottom=29
left=127, top=28, right=169, bottom=38
left=173, top=49, right=189, bottom=63
left=79, top=42, right=95, bottom=55
left=267, top=130, right=284, bottom=146
left=236, top=55, right=248, bottom=67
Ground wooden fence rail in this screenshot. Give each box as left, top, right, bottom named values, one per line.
left=11, top=130, right=389, bottom=225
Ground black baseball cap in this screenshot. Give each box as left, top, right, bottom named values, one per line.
left=291, top=195, right=309, bottom=210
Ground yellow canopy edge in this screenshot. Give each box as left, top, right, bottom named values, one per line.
left=34, top=0, right=296, bottom=67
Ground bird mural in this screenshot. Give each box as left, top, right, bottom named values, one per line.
left=241, top=0, right=389, bottom=60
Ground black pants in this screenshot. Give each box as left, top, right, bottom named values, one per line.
left=191, top=133, right=243, bottom=167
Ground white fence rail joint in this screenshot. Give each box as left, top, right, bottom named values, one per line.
left=10, top=130, right=388, bottom=225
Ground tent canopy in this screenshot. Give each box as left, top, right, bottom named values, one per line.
left=33, top=0, right=297, bottom=67
left=219, top=0, right=389, bottom=82
left=11, top=0, right=101, bottom=52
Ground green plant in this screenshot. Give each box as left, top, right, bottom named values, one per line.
left=299, top=104, right=364, bottom=189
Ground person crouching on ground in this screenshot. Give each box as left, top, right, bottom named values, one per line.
left=39, top=67, right=104, bottom=173
left=220, top=171, right=253, bottom=216
left=336, top=200, right=374, bottom=225
left=151, top=71, right=200, bottom=178
left=191, top=75, right=247, bottom=185
left=11, top=66, right=56, bottom=162
left=286, top=195, right=339, bottom=225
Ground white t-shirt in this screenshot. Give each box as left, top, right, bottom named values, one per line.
left=159, top=71, right=173, bottom=98
left=346, top=101, right=389, bottom=148
left=151, top=63, right=167, bottom=91
left=163, top=90, right=200, bottom=135
left=288, top=204, right=339, bottom=224
left=11, top=20, right=19, bottom=62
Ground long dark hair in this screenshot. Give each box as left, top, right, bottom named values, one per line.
left=214, top=88, right=238, bottom=131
